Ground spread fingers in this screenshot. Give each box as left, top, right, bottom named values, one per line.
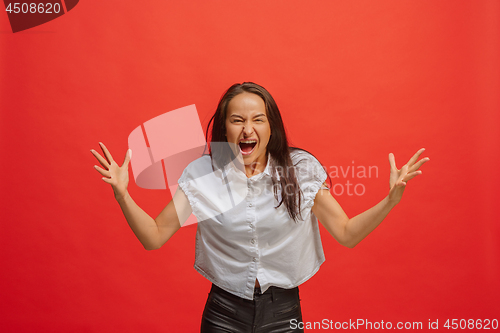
left=91, top=149, right=110, bottom=168
left=94, top=165, right=110, bottom=178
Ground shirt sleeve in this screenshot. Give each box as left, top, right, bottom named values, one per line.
left=177, top=160, right=202, bottom=221
left=177, top=156, right=210, bottom=223
left=292, top=150, right=328, bottom=219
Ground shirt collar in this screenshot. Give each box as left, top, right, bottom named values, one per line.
left=222, top=153, right=280, bottom=181
left=262, top=153, right=272, bottom=177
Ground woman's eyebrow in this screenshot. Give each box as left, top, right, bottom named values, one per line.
left=229, top=113, right=266, bottom=119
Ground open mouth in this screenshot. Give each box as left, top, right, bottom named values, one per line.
left=239, top=140, right=257, bottom=155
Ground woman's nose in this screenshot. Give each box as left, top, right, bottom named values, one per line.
left=243, top=125, right=254, bottom=136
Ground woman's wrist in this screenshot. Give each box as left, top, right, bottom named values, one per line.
left=385, top=193, right=400, bottom=208
left=114, top=189, right=129, bottom=203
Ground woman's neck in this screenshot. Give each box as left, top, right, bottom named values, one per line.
left=244, top=154, right=268, bottom=178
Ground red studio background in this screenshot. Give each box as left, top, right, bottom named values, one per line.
left=1, top=0, right=498, bottom=332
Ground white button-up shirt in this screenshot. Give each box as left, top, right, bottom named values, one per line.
left=178, top=149, right=327, bottom=300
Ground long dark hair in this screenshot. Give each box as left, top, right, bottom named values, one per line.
left=205, top=82, right=305, bottom=221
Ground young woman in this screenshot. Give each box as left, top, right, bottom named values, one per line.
left=91, top=82, right=429, bottom=332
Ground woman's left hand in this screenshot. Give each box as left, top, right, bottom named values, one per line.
left=388, top=148, right=430, bottom=204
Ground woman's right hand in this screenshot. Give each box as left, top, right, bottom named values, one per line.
left=91, top=142, right=132, bottom=200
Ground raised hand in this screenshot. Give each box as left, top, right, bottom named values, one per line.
left=91, top=142, right=132, bottom=200
left=388, top=148, right=430, bottom=204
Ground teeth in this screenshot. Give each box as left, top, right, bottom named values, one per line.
left=240, top=140, right=257, bottom=143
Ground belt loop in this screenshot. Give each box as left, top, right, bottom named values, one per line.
left=271, top=287, right=275, bottom=302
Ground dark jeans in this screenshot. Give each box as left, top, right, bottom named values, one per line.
left=201, top=284, right=304, bottom=333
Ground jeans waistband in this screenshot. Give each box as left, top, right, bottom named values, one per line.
left=254, top=285, right=297, bottom=295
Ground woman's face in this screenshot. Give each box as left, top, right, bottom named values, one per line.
left=225, top=92, right=271, bottom=172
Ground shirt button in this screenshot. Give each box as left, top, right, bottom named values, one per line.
left=251, top=239, right=256, bottom=244
left=253, top=257, right=258, bottom=262
left=249, top=203, right=253, bottom=207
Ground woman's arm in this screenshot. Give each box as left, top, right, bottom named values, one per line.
left=312, top=189, right=396, bottom=248
left=312, top=148, right=429, bottom=248
left=91, top=142, right=191, bottom=250
left=114, top=188, right=190, bottom=250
